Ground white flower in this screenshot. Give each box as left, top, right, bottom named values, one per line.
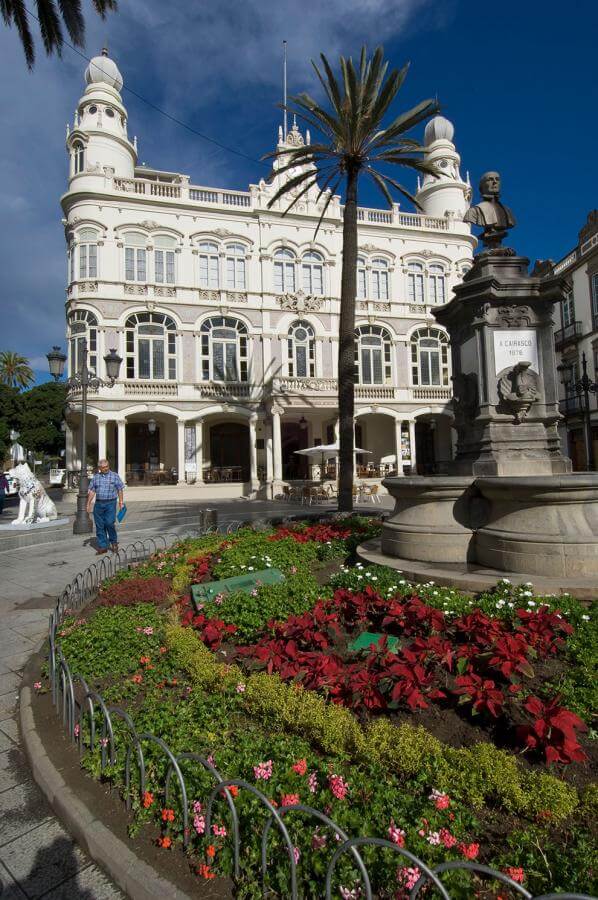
left=432, top=591, right=438, bottom=596
left=527, top=600, right=536, bottom=607
left=371, top=576, right=378, bottom=581
left=582, top=614, right=590, bottom=621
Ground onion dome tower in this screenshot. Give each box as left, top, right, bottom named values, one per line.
left=66, top=48, right=137, bottom=182
left=415, top=116, right=471, bottom=220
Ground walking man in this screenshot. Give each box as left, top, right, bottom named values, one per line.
left=86, top=459, right=124, bottom=555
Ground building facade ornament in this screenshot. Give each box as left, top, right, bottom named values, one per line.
left=155, top=287, right=176, bottom=297
left=124, top=284, right=148, bottom=295
left=78, top=281, right=98, bottom=292
left=277, top=290, right=323, bottom=312
left=140, top=220, right=160, bottom=230
left=198, top=289, right=220, bottom=302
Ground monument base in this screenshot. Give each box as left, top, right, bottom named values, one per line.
left=381, top=474, right=598, bottom=581
left=0, top=517, right=70, bottom=532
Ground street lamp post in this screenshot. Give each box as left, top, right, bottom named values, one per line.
left=47, top=343, right=122, bottom=534
left=557, top=351, right=598, bottom=471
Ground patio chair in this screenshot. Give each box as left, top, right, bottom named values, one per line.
left=369, top=484, right=381, bottom=503
left=301, top=485, right=313, bottom=505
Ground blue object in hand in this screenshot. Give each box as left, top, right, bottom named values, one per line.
left=117, top=504, right=127, bottom=523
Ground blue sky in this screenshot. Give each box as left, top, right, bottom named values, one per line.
left=0, top=0, right=596, bottom=384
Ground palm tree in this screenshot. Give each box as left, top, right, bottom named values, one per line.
left=1, top=0, right=117, bottom=69
left=267, top=47, right=439, bottom=511
left=0, top=351, right=34, bottom=389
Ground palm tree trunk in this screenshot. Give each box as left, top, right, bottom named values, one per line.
left=338, top=167, right=359, bottom=512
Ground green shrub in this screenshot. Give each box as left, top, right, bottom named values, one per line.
left=214, top=575, right=322, bottom=643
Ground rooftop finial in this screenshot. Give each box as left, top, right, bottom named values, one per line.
left=101, top=46, right=109, bottom=56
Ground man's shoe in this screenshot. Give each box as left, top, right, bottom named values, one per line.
left=96, top=548, right=107, bottom=555
left=110, top=543, right=119, bottom=552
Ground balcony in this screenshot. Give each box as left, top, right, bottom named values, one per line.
left=195, top=382, right=261, bottom=401
left=554, top=321, right=583, bottom=351
left=124, top=382, right=179, bottom=397
left=412, top=386, right=452, bottom=401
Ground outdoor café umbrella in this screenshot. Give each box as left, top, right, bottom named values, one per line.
left=294, top=442, right=371, bottom=481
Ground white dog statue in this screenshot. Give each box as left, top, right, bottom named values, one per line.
left=7, top=462, right=58, bottom=525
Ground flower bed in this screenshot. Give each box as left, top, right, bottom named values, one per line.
left=43, top=519, right=598, bottom=898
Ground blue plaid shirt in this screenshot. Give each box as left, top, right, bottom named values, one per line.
left=89, top=470, right=124, bottom=501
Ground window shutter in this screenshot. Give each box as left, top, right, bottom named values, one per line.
left=274, top=262, right=283, bottom=292
left=357, top=269, right=366, bottom=299
left=79, top=245, right=87, bottom=279
left=313, top=266, right=323, bottom=295
left=88, top=244, right=97, bottom=278
left=372, top=349, right=383, bottom=384
left=225, top=342, right=238, bottom=381
left=237, top=258, right=245, bottom=289
left=296, top=345, right=307, bottom=377
left=153, top=340, right=165, bottom=380
left=166, top=251, right=175, bottom=284
left=420, top=352, right=430, bottom=385
left=155, top=250, right=164, bottom=283
left=125, top=248, right=135, bottom=281
left=431, top=351, right=440, bottom=385
left=361, top=348, right=371, bottom=384
left=209, top=256, right=219, bottom=288
left=213, top=343, right=225, bottom=381
left=137, top=249, right=146, bottom=282
left=139, top=339, right=150, bottom=378
left=226, top=257, right=235, bottom=289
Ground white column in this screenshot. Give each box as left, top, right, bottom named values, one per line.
left=272, top=409, right=282, bottom=481
left=117, top=420, right=126, bottom=482
left=409, top=420, right=417, bottom=472
left=249, top=416, right=258, bottom=487
left=394, top=418, right=404, bottom=476
left=266, top=426, right=273, bottom=484
left=97, top=420, right=107, bottom=462
left=195, top=420, right=203, bottom=482
left=177, top=419, right=186, bottom=484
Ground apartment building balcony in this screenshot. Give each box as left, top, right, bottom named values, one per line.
left=554, top=321, right=583, bottom=351
left=270, top=377, right=452, bottom=404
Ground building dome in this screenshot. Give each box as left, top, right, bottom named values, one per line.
left=424, top=115, right=454, bottom=146
left=85, top=48, right=123, bottom=92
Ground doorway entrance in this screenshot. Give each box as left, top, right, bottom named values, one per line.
left=126, top=422, right=161, bottom=483
left=415, top=421, right=436, bottom=475
left=282, top=422, right=309, bottom=479
left=209, top=422, right=249, bottom=481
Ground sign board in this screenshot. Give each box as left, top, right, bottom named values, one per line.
left=493, top=330, right=538, bottom=374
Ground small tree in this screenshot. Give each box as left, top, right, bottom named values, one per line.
left=267, top=47, right=438, bottom=510
left=1, top=0, right=117, bottom=68
left=18, top=381, right=67, bottom=457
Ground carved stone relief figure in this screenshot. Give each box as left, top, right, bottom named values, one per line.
left=497, top=361, right=540, bottom=422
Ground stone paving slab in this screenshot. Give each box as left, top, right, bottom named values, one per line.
left=0, top=820, right=90, bottom=899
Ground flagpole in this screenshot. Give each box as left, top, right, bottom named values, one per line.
left=283, top=40, right=288, bottom=141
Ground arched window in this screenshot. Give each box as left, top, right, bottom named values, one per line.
left=428, top=263, right=446, bottom=305
left=274, top=248, right=296, bottom=293
left=357, top=257, right=367, bottom=299
left=407, top=262, right=424, bottom=304
left=154, top=235, right=176, bottom=285
left=355, top=325, right=392, bottom=385
left=301, top=251, right=323, bottom=295
left=200, top=316, right=248, bottom=382
left=288, top=320, right=315, bottom=377
left=76, top=228, right=99, bottom=280
left=124, top=232, right=147, bottom=282
left=68, top=310, right=97, bottom=375
left=371, top=258, right=389, bottom=300
left=225, top=243, right=246, bottom=290
left=198, top=241, right=220, bottom=289
left=125, top=312, right=176, bottom=380
left=73, top=141, right=85, bottom=174
left=411, top=327, right=449, bottom=386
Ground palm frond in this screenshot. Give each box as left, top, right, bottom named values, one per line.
left=36, top=0, right=64, bottom=54
left=266, top=169, right=321, bottom=209
left=2, top=0, right=35, bottom=66
left=57, top=0, right=85, bottom=44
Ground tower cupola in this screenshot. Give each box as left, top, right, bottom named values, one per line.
left=66, top=48, right=136, bottom=183
left=415, top=115, right=471, bottom=220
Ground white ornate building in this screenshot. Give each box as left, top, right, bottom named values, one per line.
left=62, top=49, right=475, bottom=497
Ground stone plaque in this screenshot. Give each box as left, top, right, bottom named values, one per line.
left=493, top=330, right=538, bottom=374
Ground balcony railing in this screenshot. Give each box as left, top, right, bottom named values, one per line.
left=554, top=321, right=583, bottom=351
left=412, top=386, right=452, bottom=401
left=195, top=382, right=259, bottom=400
left=124, top=382, right=179, bottom=397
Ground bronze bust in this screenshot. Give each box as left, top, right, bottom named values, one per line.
left=464, top=171, right=516, bottom=251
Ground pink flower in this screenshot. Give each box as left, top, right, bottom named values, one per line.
left=458, top=842, right=480, bottom=860
left=207, top=754, right=215, bottom=766
left=193, top=814, right=206, bottom=835
left=388, top=821, right=405, bottom=847
left=312, top=830, right=327, bottom=850
left=73, top=724, right=80, bottom=738
left=250, top=589, right=258, bottom=597
left=281, top=793, right=300, bottom=807
left=429, top=789, right=450, bottom=810
left=214, top=593, right=224, bottom=606
left=290, top=566, right=298, bottom=574
left=292, top=758, right=307, bottom=776
left=291, top=846, right=300, bottom=864
left=504, top=867, right=525, bottom=884
left=339, top=887, right=361, bottom=899
left=427, top=831, right=441, bottom=846
left=212, top=823, right=227, bottom=837
left=33, top=682, right=42, bottom=690
left=397, top=866, right=421, bottom=890
left=329, top=774, right=349, bottom=800
left=99, top=737, right=109, bottom=747
left=307, top=772, right=318, bottom=793
left=439, top=828, right=457, bottom=849
left=236, top=683, right=246, bottom=693
left=254, top=760, right=273, bottom=781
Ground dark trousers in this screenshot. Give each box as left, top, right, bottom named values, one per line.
left=0, top=490, right=4, bottom=514
left=93, top=499, right=117, bottom=549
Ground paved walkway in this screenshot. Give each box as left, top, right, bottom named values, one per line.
left=0, top=497, right=389, bottom=898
